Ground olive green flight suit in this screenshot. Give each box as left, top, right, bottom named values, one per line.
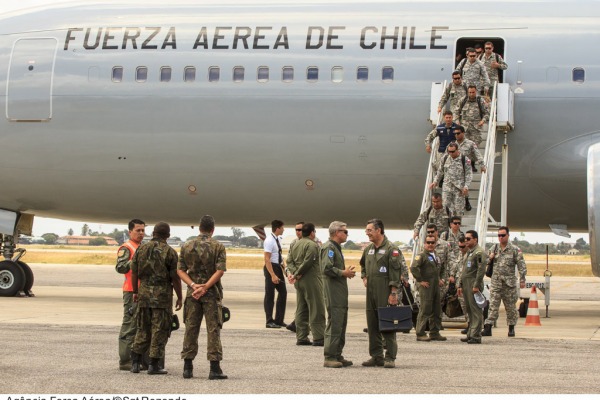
left=320, top=240, right=349, bottom=361
left=410, top=250, right=445, bottom=337
left=360, top=237, right=402, bottom=362
left=288, top=237, right=325, bottom=342
left=458, top=244, right=485, bottom=340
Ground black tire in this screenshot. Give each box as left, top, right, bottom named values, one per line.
left=16, top=261, right=34, bottom=293
left=0, top=260, right=26, bottom=297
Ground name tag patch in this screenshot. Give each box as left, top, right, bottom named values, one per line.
left=378, top=249, right=386, bottom=254
left=368, top=249, right=375, bottom=255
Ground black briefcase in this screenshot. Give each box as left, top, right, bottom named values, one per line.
left=378, top=305, right=413, bottom=332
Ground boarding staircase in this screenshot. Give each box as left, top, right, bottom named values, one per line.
left=409, top=82, right=514, bottom=322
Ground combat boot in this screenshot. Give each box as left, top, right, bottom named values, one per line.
left=130, top=352, right=141, bottom=374
left=338, top=357, right=353, bottom=367
left=508, top=325, right=515, bottom=337
left=383, top=360, right=395, bottom=369
left=361, top=357, right=384, bottom=367
left=323, top=359, right=343, bottom=368
left=147, top=358, right=167, bottom=375
left=183, top=359, right=193, bottom=379
left=208, top=361, right=228, bottom=380
left=481, top=324, right=492, bottom=336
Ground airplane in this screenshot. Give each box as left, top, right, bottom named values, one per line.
left=0, top=0, right=599, bottom=297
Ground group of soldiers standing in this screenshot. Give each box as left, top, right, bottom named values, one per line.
left=116, top=216, right=228, bottom=380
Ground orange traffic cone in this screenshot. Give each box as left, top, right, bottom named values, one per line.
left=525, top=285, right=542, bottom=326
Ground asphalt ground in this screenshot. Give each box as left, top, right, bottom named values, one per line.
left=1, top=264, right=600, bottom=394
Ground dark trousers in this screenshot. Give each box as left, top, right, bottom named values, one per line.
left=264, top=263, right=287, bottom=325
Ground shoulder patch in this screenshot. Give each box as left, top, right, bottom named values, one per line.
left=392, top=249, right=399, bottom=257
left=117, top=248, right=126, bottom=258
left=328, top=249, right=334, bottom=259
left=415, top=255, right=421, bottom=261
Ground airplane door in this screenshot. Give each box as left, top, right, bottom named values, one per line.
left=6, top=38, right=58, bottom=122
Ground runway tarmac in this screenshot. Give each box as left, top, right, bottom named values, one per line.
left=2, top=264, right=600, bottom=394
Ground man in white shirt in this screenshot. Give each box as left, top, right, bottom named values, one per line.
left=263, top=219, right=287, bottom=328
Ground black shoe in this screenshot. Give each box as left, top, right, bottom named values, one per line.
left=508, top=325, right=515, bottom=337
left=467, top=338, right=482, bottom=344
left=208, top=361, right=228, bottom=380
left=286, top=322, right=296, bottom=332
left=312, top=339, right=324, bottom=347
left=266, top=322, right=281, bottom=329
left=460, top=328, right=468, bottom=335
left=481, top=324, right=492, bottom=337
left=131, top=352, right=141, bottom=374
left=296, top=339, right=312, bottom=346
left=465, top=198, right=472, bottom=211
left=147, top=358, right=167, bottom=375
left=363, top=328, right=368, bottom=333
left=460, top=337, right=470, bottom=343
left=183, top=359, right=193, bottom=379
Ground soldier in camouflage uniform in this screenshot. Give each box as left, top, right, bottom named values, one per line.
left=115, top=218, right=145, bottom=371
left=411, top=235, right=446, bottom=341
left=437, top=71, right=468, bottom=120
left=413, top=193, right=451, bottom=240
left=178, top=215, right=228, bottom=380
left=454, top=125, right=487, bottom=173
left=483, top=226, right=527, bottom=338
left=441, top=216, right=464, bottom=288
left=360, top=219, right=405, bottom=369
left=480, top=41, right=507, bottom=97
left=457, top=86, right=490, bottom=147
left=130, top=222, right=183, bottom=375
left=457, top=230, right=486, bottom=344
left=430, top=142, right=472, bottom=217
left=425, top=111, right=457, bottom=175
left=456, top=47, right=490, bottom=96
left=287, top=222, right=326, bottom=346
left=320, top=221, right=356, bottom=368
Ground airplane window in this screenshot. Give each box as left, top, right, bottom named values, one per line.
left=573, top=68, right=585, bottom=83
left=209, top=67, right=220, bottom=82
left=184, top=67, right=196, bottom=82
left=382, top=67, right=394, bottom=82
left=160, top=67, right=172, bottom=82
left=282, top=67, right=294, bottom=82
left=357, top=67, right=368, bottom=82
left=233, top=67, right=245, bottom=82
left=307, top=67, right=318, bottom=82
left=136, top=67, right=148, bottom=82
left=331, top=67, right=343, bottom=83
left=257, top=66, right=269, bottom=83
left=112, top=67, right=123, bottom=83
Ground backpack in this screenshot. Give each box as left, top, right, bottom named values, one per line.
left=458, top=95, right=486, bottom=120
left=439, top=154, right=467, bottom=187
left=426, top=204, right=451, bottom=221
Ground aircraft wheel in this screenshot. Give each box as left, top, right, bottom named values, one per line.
left=16, top=261, right=34, bottom=295
left=0, top=260, right=26, bottom=297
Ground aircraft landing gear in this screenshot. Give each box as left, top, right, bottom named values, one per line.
left=0, top=235, right=34, bottom=297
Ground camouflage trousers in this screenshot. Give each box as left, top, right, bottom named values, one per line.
left=485, top=275, right=520, bottom=326
left=181, top=296, right=223, bottom=361
left=118, top=292, right=137, bottom=366
left=442, top=184, right=465, bottom=216
left=464, top=122, right=483, bottom=147
left=132, top=307, right=171, bottom=359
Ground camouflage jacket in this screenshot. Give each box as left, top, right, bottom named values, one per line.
left=131, top=238, right=178, bottom=308
left=489, top=242, right=527, bottom=283
left=413, top=206, right=451, bottom=237
left=441, top=229, right=464, bottom=277
left=435, top=238, right=451, bottom=279
left=458, top=96, right=490, bottom=124
left=433, top=153, right=473, bottom=190
left=438, top=82, right=468, bottom=116
left=457, top=58, right=491, bottom=92
left=457, top=137, right=484, bottom=167
left=479, top=52, right=507, bottom=83
left=178, top=233, right=227, bottom=300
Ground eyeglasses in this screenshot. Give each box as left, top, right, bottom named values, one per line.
left=425, top=241, right=436, bottom=245
left=338, top=230, right=348, bottom=235
left=452, top=222, right=461, bottom=225
left=498, top=234, right=507, bottom=237
left=426, top=230, right=435, bottom=234
left=468, top=55, right=477, bottom=58
left=453, top=77, right=461, bottom=80
left=485, top=47, right=492, bottom=50
left=465, top=237, right=473, bottom=241
left=295, top=228, right=302, bottom=231
left=454, top=131, right=464, bottom=135
left=459, top=245, right=466, bottom=249
left=447, top=150, right=456, bottom=154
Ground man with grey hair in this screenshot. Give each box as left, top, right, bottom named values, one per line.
left=320, top=221, right=356, bottom=368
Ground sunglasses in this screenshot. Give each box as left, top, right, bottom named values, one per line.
left=459, top=245, right=466, bottom=249
left=426, top=231, right=435, bottom=234
left=452, top=222, right=461, bottom=225
left=426, top=241, right=436, bottom=245
left=448, top=150, right=457, bottom=154
left=498, top=234, right=507, bottom=237
left=338, top=230, right=349, bottom=235
left=465, top=237, right=473, bottom=241
left=295, top=229, right=302, bottom=231
left=453, top=77, right=461, bottom=80
left=485, top=47, right=492, bottom=50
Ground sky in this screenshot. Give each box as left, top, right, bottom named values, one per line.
left=31, top=216, right=588, bottom=246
